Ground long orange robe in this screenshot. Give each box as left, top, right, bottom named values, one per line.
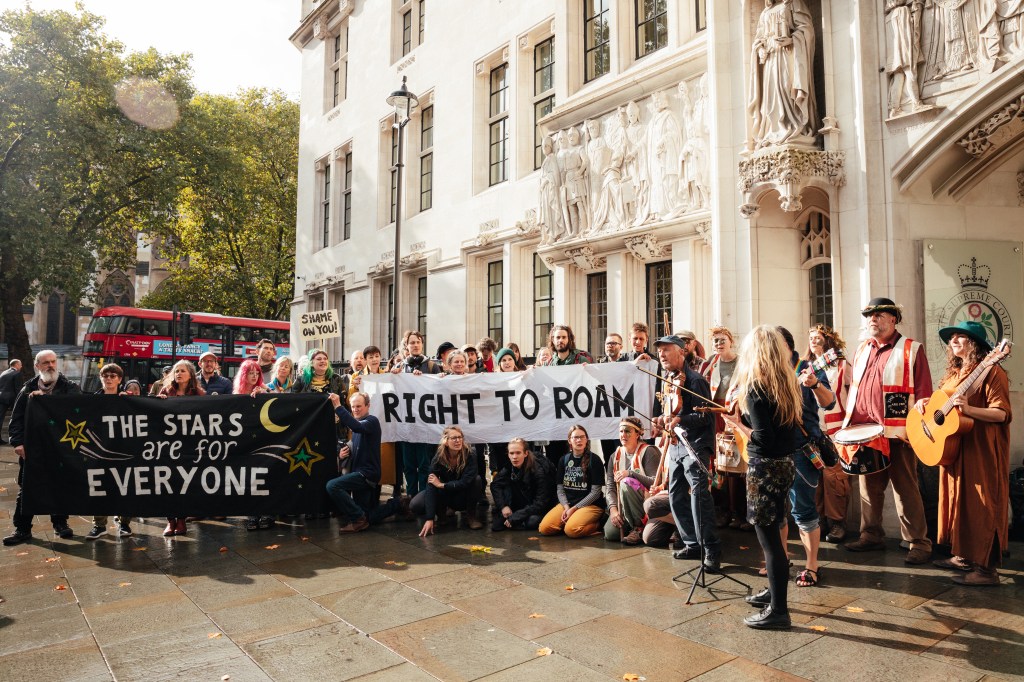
left=937, top=365, right=1011, bottom=566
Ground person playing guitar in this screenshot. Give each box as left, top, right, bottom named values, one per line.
left=915, top=320, right=1011, bottom=586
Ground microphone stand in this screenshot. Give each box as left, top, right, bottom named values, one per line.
left=671, top=426, right=749, bottom=604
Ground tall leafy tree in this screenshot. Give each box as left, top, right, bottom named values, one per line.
left=140, top=89, right=299, bottom=321
left=0, top=6, right=194, bottom=371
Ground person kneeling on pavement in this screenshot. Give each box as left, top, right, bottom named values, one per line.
left=490, top=437, right=554, bottom=531
left=411, top=426, right=484, bottom=536
left=326, top=392, right=404, bottom=532
left=604, top=416, right=662, bottom=545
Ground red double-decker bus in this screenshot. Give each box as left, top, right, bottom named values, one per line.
left=81, top=307, right=291, bottom=392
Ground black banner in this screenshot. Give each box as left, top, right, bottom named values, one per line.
left=22, top=394, right=337, bottom=516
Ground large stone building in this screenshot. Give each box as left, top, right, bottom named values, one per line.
left=290, top=1, right=1024, bottom=452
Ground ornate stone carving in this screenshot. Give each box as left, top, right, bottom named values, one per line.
left=1018, top=170, right=1024, bottom=206
left=739, top=203, right=761, bottom=218
left=557, top=126, right=589, bottom=237
left=624, top=234, right=667, bottom=262
left=312, top=16, right=327, bottom=40
left=400, top=251, right=426, bottom=267
left=957, top=96, right=1024, bottom=157
left=737, top=147, right=846, bottom=213
left=646, top=89, right=686, bottom=220
left=695, top=221, right=712, bottom=246
left=515, top=209, right=540, bottom=237
left=747, top=0, right=818, bottom=150
left=680, top=77, right=711, bottom=211
left=564, top=246, right=606, bottom=272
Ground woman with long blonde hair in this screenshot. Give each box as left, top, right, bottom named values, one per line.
left=725, top=325, right=803, bottom=630
left=410, top=426, right=483, bottom=536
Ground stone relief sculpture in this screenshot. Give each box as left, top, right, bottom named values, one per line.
left=747, top=0, right=818, bottom=149
left=538, top=135, right=564, bottom=245
left=585, top=118, right=626, bottom=233
left=680, top=77, right=711, bottom=210
left=557, top=126, right=589, bottom=238
left=647, top=89, right=685, bottom=220
left=885, top=0, right=926, bottom=117
left=623, top=101, right=652, bottom=226
left=922, top=0, right=976, bottom=83
left=977, top=0, right=1024, bottom=70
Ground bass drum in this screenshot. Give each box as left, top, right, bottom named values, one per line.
left=834, top=424, right=890, bottom=476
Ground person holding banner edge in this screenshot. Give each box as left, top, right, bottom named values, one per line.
left=3, top=350, right=80, bottom=546
left=326, top=391, right=404, bottom=532
left=86, top=363, right=133, bottom=540
left=158, top=360, right=205, bottom=536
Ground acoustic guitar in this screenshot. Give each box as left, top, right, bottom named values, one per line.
left=907, top=339, right=1011, bottom=467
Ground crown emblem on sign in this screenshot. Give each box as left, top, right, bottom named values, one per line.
left=958, top=257, right=990, bottom=290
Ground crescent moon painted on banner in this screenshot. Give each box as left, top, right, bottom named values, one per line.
left=260, top=398, right=289, bottom=433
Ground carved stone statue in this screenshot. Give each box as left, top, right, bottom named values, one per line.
left=646, top=89, right=685, bottom=220
left=922, top=0, right=976, bottom=83
left=885, top=0, right=926, bottom=118
left=747, top=0, right=818, bottom=149
left=538, top=135, right=564, bottom=245
left=623, top=102, right=652, bottom=226
left=584, top=118, right=626, bottom=233
left=977, top=0, right=1024, bottom=71
left=679, top=77, right=711, bottom=210
left=557, top=126, right=589, bottom=238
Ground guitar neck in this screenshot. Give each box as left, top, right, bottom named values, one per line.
left=940, top=350, right=1003, bottom=414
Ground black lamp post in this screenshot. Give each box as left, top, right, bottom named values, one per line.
left=385, top=76, right=418, bottom=358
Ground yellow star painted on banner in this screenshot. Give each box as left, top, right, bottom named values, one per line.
left=282, top=437, right=324, bottom=475
left=60, top=420, right=90, bottom=450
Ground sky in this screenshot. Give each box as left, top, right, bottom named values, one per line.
left=1, top=0, right=302, bottom=98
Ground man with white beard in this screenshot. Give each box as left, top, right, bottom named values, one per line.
left=3, top=350, right=81, bottom=546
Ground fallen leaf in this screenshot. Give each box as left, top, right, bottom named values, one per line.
left=118, top=582, right=132, bottom=587
left=623, top=674, right=641, bottom=681
left=34, top=574, right=44, bottom=579
left=208, top=632, right=222, bottom=639
left=132, top=547, right=148, bottom=552
left=54, top=584, right=67, bottom=591
left=45, top=557, right=59, bottom=563
left=528, top=613, right=546, bottom=619
left=470, top=545, right=493, bottom=553
left=16, top=551, right=28, bottom=556
left=846, top=606, right=865, bottom=613
left=222, top=676, right=231, bottom=681
left=0, top=486, right=6, bottom=492
left=527, top=536, right=539, bottom=541
left=565, top=584, right=576, bottom=591
left=383, top=560, right=407, bottom=567
left=536, top=647, right=553, bottom=657
left=809, top=625, right=827, bottom=632
left=739, top=546, right=749, bottom=550
left=219, top=546, right=229, bottom=553
left=265, top=544, right=280, bottom=550
left=300, top=536, right=310, bottom=542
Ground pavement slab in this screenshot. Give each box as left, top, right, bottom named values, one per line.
left=2, top=443, right=1024, bottom=681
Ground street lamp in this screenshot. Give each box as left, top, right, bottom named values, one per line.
left=385, top=76, right=418, bottom=358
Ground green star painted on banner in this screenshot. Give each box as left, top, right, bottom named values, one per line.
left=282, top=437, right=324, bottom=475
left=60, top=420, right=90, bottom=450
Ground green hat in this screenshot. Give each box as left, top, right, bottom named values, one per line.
left=494, top=347, right=517, bottom=368
left=938, top=320, right=992, bottom=351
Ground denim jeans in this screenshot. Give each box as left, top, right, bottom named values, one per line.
left=668, top=441, right=720, bottom=553
left=789, top=449, right=821, bottom=533
left=326, top=472, right=397, bottom=525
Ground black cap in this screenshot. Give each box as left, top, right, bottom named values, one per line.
left=653, top=335, right=687, bottom=349
left=436, top=341, right=457, bottom=358
left=861, top=297, right=902, bottom=323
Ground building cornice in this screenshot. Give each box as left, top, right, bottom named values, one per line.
left=290, top=0, right=353, bottom=50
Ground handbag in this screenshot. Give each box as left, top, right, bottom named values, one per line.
left=815, top=435, right=839, bottom=468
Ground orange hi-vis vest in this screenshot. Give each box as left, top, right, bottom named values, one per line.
left=842, top=336, right=920, bottom=439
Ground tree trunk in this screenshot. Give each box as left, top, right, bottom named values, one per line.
left=1, top=249, right=33, bottom=383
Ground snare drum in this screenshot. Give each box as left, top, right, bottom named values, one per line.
left=834, top=424, right=889, bottom=475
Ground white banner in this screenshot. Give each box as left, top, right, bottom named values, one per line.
left=362, top=363, right=656, bottom=444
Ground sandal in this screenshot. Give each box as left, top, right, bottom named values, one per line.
left=758, top=560, right=794, bottom=577
left=933, top=556, right=972, bottom=572
left=795, top=568, right=820, bottom=587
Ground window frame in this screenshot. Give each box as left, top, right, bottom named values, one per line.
left=587, top=271, right=608, bottom=358
left=533, top=37, right=555, bottom=171
left=319, top=160, right=331, bottom=249
left=645, top=261, right=672, bottom=332
left=342, top=149, right=352, bottom=241
left=584, top=0, right=611, bottom=83
left=488, top=63, right=510, bottom=186
left=419, top=105, right=433, bottom=211
left=401, top=9, right=413, bottom=56
left=635, top=0, right=668, bottom=60
left=533, top=254, right=553, bottom=352
left=487, top=259, right=504, bottom=346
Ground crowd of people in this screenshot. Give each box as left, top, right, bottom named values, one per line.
left=0, top=296, right=1012, bottom=631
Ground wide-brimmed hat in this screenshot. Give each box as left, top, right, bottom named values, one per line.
left=861, top=297, right=903, bottom=324
left=938, top=320, right=992, bottom=351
